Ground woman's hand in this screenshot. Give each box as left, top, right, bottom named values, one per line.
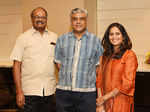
left=96, top=104, right=105, bottom=112
left=96, top=96, right=105, bottom=106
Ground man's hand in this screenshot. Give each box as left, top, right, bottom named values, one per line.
left=16, top=90, right=25, bottom=108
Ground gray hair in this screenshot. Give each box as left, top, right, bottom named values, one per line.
left=70, top=8, right=88, bottom=17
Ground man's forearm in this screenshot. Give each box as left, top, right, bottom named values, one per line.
left=56, top=63, right=61, bottom=71
left=13, top=60, right=22, bottom=93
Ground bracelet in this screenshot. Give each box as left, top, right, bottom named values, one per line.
left=96, top=103, right=103, bottom=107
left=112, top=91, right=116, bottom=97
left=103, top=97, right=106, bottom=102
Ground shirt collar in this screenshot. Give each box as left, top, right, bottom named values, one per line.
left=31, top=27, right=49, bottom=35
left=69, top=30, right=89, bottom=40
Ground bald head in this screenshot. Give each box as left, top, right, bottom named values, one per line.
left=31, top=7, right=48, bottom=19
left=31, top=7, right=48, bottom=34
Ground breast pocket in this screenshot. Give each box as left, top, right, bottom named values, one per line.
left=61, top=44, right=74, bottom=58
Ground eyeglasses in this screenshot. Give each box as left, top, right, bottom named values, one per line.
left=71, top=17, right=87, bottom=21
left=32, top=16, right=47, bottom=19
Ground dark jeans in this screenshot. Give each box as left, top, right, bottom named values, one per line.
left=20, top=95, right=56, bottom=112
left=56, top=89, right=96, bottom=112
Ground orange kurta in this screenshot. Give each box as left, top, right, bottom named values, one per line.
left=96, top=50, right=138, bottom=112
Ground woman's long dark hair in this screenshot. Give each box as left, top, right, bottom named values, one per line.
left=102, top=22, right=132, bottom=59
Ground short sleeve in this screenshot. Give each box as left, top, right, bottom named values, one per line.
left=54, top=37, right=62, bottom=64
left=10, top=35, right=25, bottom=62
left=95, top=38, right=103, bottom=65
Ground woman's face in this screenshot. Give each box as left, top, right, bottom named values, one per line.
left=109, top=26, right=123, bottom=48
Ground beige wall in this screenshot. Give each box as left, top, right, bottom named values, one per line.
left=0, top=0, right=98, bottom=62
left=85, top=0, right=97, bottom=34
left=97, top=0, right=150, bottom=56
left=2, top=0, right=150, bottom=63
left=1, top=0, right=150, bottom=67
left=22, top=0, right=85, bottom=36
left=22, top=0, right=97, bottom=35
left=97, top=0, right=150, bottom=70
left=0, top=0, right=22, bottom=62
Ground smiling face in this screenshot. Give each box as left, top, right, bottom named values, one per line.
left=31, top=8, right=47, bottom=33
left=109, top=26, right=123, bottom=49
left=71, top=12, right=87, bottom=35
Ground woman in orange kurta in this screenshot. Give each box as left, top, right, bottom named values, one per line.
left=96, top=23, right=138, bottom=112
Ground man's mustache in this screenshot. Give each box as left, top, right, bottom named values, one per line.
left=36, top=21, right=45, bottom=24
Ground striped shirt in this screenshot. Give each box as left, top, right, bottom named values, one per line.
left=54, top=31, right=103, bottom=92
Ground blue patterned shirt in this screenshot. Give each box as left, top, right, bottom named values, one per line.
left=54, top=31, right=103, bottom=92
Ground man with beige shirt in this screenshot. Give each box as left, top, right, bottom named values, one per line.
left=10, top=7, right=57, bottom=112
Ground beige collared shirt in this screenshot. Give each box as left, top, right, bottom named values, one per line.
left=10, top=28, right=57, bottom=96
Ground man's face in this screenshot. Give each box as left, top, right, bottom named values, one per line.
left=71, top=12, right=87, bottom=34
left=32, top=9, right=47, bottom=32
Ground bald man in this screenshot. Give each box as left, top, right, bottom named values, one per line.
left=10, top=7, right=57, bottom=112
